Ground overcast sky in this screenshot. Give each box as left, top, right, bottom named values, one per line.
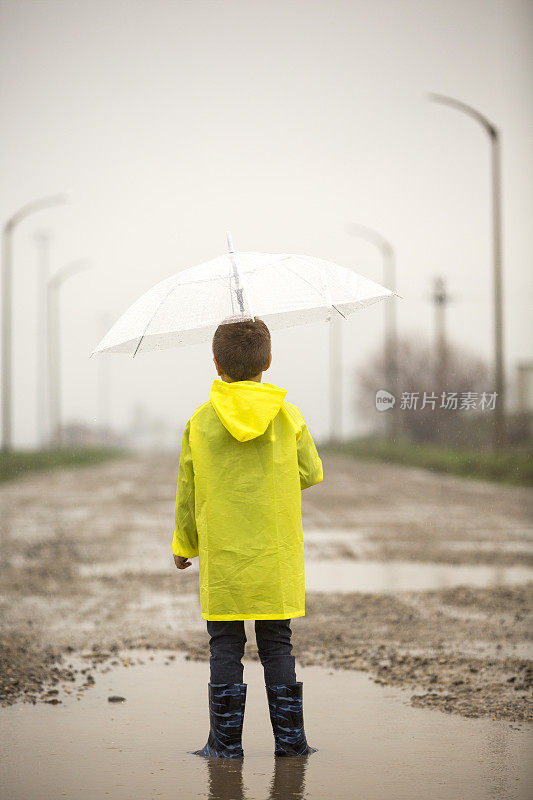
left=1, top=0, right=532, bottom=447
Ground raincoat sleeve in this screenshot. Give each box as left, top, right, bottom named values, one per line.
left=171, top=421, right=199, bottom=558
left=296, top=415, right=323, bottom=491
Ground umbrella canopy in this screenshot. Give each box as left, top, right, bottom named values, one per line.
left=92, top=236, right=400, bottom=356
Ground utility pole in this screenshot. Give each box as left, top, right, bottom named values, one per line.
left=429, top=94, right=505, bottom=449
left=34, top=231, right=51, bottom=448
left=431, top=276, right=451, bottom=397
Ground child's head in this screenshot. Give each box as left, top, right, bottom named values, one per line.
left=212, top=318, right=272, bottom=382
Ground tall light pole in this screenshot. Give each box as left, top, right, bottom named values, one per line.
left=429, top=94, right=505, bottom=449
left=1, top=193, right=69, bottom=451
left=34, top=231, right=52, bottom=448
left=47, top=260, right=89, bottom=447
left=348, top=223, right=399, bottom=439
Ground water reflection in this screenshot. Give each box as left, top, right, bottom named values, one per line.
left=204, top=754, right=311, bottom=799
left=206, top=758, right=246, bottom=800
left=269, top=756, right=310, bottom=799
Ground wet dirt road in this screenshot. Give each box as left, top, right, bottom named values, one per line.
left=1, top=452, right=532, bottom=797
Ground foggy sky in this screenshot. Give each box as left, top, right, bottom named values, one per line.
left=1, top=0, right=532, bottom=447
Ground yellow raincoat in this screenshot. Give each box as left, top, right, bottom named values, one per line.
left=172, top=379, right=323, bottom=621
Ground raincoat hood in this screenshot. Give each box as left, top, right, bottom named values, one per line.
left=210, top=379, right=287, bottom=442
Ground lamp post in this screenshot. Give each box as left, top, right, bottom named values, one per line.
left=348, top=223, right=399, bottom=439
left=428, top=94, right=505, bottom=449
left=1, top=193, right=69, bottom=451
left=47, top=260, right=89, bottom=446
left=34, top=231, right=52, bottom=448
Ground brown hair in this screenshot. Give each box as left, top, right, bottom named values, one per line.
left=212, top=318, right=271, bottom=381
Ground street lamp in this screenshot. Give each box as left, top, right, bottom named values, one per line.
left=428, top=94, right=505, bottom=449
left=347, top=223, right=399, bottom=439
left=34, top=231, right=52, bottom=448
left=1, top=193, right=69, bottom=451
left=47, top=260, right=90, bottom=447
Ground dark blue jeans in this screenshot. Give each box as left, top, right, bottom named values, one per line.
left=207, top=619, right=297, bottom=686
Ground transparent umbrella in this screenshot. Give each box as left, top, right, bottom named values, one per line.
left=92, top=233, right=401, bottom=356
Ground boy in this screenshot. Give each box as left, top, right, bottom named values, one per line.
left=172, top=318, right=323, bottom=758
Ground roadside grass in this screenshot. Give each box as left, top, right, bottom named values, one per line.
left=320, top=438, right=533, bottom=487
left=0, top=448, right=126, bottom=483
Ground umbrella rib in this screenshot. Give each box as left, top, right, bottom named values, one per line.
left=282, top=259, right=330, bottom=303
left=131, top=257, right=290, bottom=356
left=134, top=254, right=291, bottom=295
left=288, top=257, right=348, bottom=320
left=132, top=283, right=181, bottom=357
left=331, top=304, right=347, bottom=319
left=169, top=255, right=291, bottom=289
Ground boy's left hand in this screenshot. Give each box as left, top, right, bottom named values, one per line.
left=174, top=554, right=192, bottom=570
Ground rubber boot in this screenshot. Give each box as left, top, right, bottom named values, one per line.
left=190, top=683, right=247, bottom=758
left=266, top=682, right=318, bottom=756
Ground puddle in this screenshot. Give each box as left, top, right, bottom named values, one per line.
left=1, top=651, right=530, bottom=800
left=78, top=558, right=170, bottom=578
left=77, top=556, right=533, bottom=592
left=446, top=540, right=533, bottom=555
left=303, top=528, right=377, bottom=558
left=304, top=559, right=533, bottom=593
left=16, top=519, right=525, bottom=593
left=77, top=535, right=533, bottom=593
left=75, top=529, right=376, bottom=579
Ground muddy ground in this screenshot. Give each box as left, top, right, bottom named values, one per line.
left=1, top=453, right=532, bottom=722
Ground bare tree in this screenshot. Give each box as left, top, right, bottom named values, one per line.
left=356, top=335, right=491, bottom=445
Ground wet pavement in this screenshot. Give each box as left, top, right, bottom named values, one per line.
left=2, top=651, right=532, bottom=800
